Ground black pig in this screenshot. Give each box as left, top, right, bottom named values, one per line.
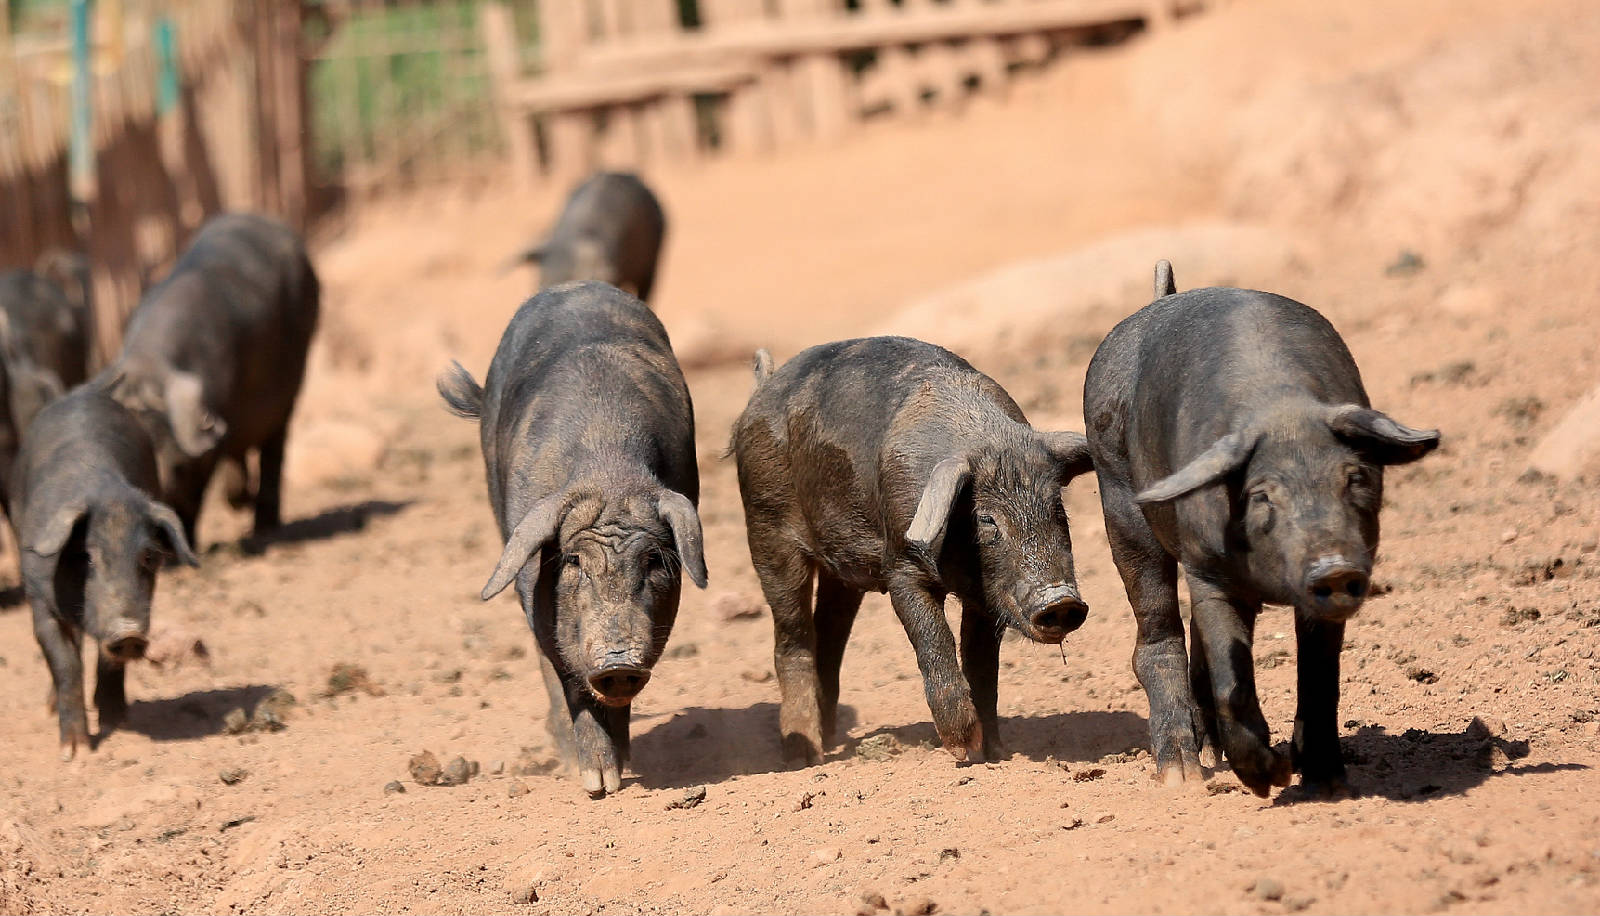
left=732, top=337, right=1095, bottom=765
left=1082, top=261, right=1439, bottom=797
left=9, top=382, right=198, bottom=759
left=0, top=263, right=93, bottom=509
left=511, top=172, right=666, bottom=303
left=439, top=281, right=706, bottom=797
left=102, top=213, right=319, bottom=545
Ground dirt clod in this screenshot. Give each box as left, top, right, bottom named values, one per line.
left=218, top=768, right=248, bottom=786
left=327, top=663, right=383, bottom=697
left=408, top=751, right=442, bottom=786
left=667, top=786, right=707, bottom=810
left=897, top=896, right=937, bottom=916
left=855, top=734, right=905, bottom=761
left=437, top=756, right=474, bottom=786
left=506, top=780, right=530, bottom=799
left=1072, top=767, right=1107, bottom=783
left=1251, top=877, right=1286, bottom=901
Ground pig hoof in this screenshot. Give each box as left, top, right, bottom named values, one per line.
left=602, top=766, right=621, bottom=795
left=780, top=733, right=824, bottom=767
left=581, top=768, right=606, bottom=798
left=1297, top=774, right=1355, bottom=800
left=1199, top=741, right=1221, bottom=770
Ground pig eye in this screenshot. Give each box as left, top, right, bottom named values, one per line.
left=976, top=513, right=997, bottom=527
left=562, top=553, right=581, bottom=570
left=1248, top=490, right=1272, bottom=508
left=1346, top=469, right=1371, bottom=489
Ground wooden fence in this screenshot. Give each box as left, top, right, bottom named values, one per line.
left=483, top=0, right=1209, bottom=183
left=0, top=0, right=309, bottom=359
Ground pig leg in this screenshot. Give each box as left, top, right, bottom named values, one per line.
left=888, top=575, right=981, bottom=762
left=1291, top=613, right=1351, bottom=797
left=93, top=654, right=129, bottom=735
left=959, top=600, right=1005, bottom=761
left=1186, top=573, right=1290, bottom=796
left=220, top=455, right=252, bottom=510
left=32, top=607, right=88, bottom=760
left=568, top=692, right=624, bottom=798
left=1187, top=613, right=1222, bottom=767
left=254, top=425, right=287, bottom=534
left=814, top=571, right=863, bottom=749
left=754, top=543, right=823, bottom=765
left=166, top=455, right=218, bottom=549
left=536, top=646, right=579, bottom=773
left=1102, top=489, right=1205, bottom=785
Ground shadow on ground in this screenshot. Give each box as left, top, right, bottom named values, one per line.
left=121, top=684, right=283, bottom=742
left=630, top=704, right=1149, bottom=789
left=228, top=500, right=412, bottom=555
left=1271, top=718, right=1589, bottom=805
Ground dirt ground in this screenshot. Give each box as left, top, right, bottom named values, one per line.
left=4, top=0, right=1600, bottom=913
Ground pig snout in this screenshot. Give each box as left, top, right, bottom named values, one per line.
left=1304, top=556, right=1370, bottom=619
left=102, top=621, right=150, bottom=662
left=587, top=651, right=652, bottom=706
left=1024, top=583, right=1088, bottom=643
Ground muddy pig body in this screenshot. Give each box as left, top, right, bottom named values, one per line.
left=0, top=262, right=93, bottom=511
left=513, top=172, right=666, bottom=303
left=9, top=382, right=198, bottom=759
left=102, top=213, right=319, bottom=546
left=439, top=281, right=706, bottom=797
left=731, top=337, right=1096, bottom=765
left=1082, top=261, right=1439, bottom=797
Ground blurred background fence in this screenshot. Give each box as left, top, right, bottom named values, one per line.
left=1, top=0, right=1205, bottom=338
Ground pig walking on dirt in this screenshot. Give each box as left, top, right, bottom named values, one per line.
left=9, top=382, right=199, bottom=760
left=1082, top=261, right=1440, bottom=797
left=101, top=213, right=319, bottom=546
left=0, top=257, right=94, bottom=510
left=439, top=281, right=707, bottom=797
left=510, top=172, right=666, bottom=303
left=731, top=337, right=1096, bottom=765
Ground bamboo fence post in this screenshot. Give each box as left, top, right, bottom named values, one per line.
left=480, top=1, right=536, bottom=186
left=539, top=0, right=593, bottom=178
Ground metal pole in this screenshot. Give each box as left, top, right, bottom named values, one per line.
left=69, top=0, right=94, bottom=234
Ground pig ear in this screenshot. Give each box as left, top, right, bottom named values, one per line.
left=1327, top=405, right=1440, bottom=465
left=1136, top=431, right=1257, bottom=504
left=658, top=489, right=708, bottom=589
left=482, top=494, right=566, bottom=600
left=26, top=498, right=89, bottom=558
left=905, top=456, right=972, bottom=555
left=1039, top=430, right=1095, bottom=483
left=164, top=371, right=226, bottom=457
left=145, top=501, right=199, bottom=568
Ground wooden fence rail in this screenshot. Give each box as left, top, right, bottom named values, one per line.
left=484, top=0, right=1207, bottom=181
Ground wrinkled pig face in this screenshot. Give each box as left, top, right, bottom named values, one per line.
left=965, top=451, right=1089, bottom=643
left=482, top=487, right=706, bottom=707
left=33, top=490, right=198, bottom=661
left=904, top=432, right=1095, bottom=643
left=82, top=500, right=163, bottom=661
left=1137, top=403, right=1438, bottom=621
left=550, top=497, right=682, bottom=706
left=1236, top=420, right=1383, bottom=620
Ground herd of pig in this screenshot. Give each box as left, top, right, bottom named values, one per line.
left=0, top=172, right=1439, bottom=805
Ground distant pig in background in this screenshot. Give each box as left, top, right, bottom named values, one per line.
left=9, top=382, right=198, bottom=760
left=102, top=213, right=319, bottom=547
left=1083, top=260, right=1440, bottom=797
left=439, top=281, right=706, bottom=798
left=510, top=172, right=666, bottom=304
left=732, top=337, right=1096, bottom=766
left=0, top=257, right=94, bottom=512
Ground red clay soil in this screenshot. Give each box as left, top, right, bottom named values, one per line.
left=3, top=0, right=1598, bottom=912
